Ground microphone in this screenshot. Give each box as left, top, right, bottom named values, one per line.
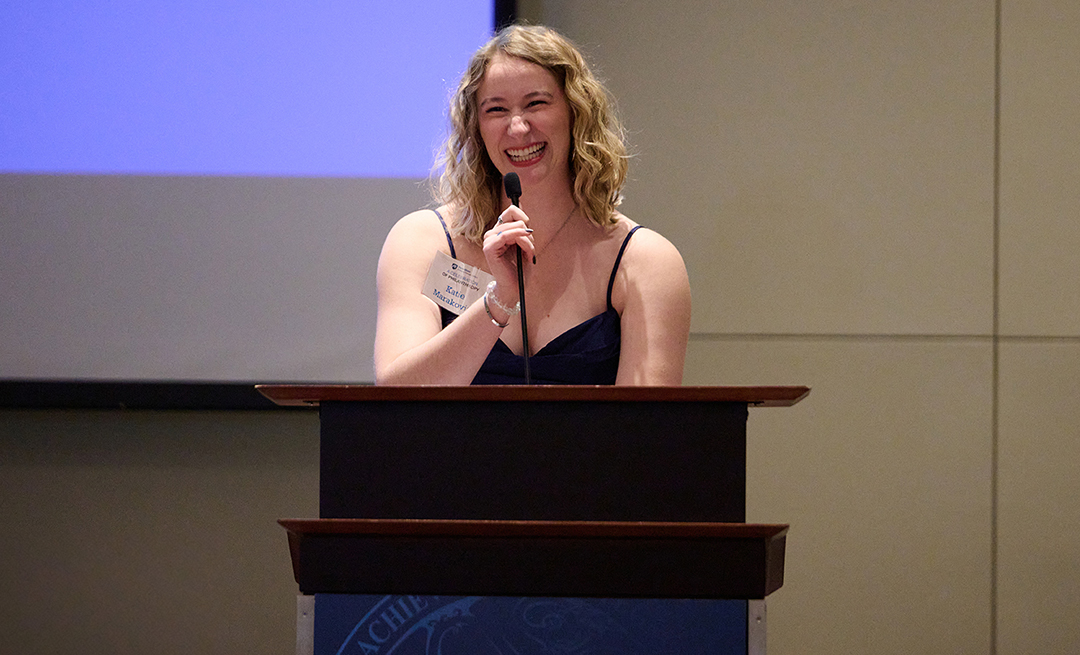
left=502, top=172, right=530, bottom=384
left=504, top=171, right=522, bottom=206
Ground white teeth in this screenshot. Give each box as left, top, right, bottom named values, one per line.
left=507, top=143, right=545, bottom=161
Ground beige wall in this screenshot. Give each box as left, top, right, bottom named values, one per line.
left=534, top=0, right=1079, bottom=653
left=2, top=1, right=1077, bottom=654
left=0, top=410, right=320, bottom=654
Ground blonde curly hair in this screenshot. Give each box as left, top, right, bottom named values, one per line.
left=436, top=25, right=628, bottom=243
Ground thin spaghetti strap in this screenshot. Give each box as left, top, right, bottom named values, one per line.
left=606, top=225, right=643, bottom=310
left=432, top=209, right=456, bottom=259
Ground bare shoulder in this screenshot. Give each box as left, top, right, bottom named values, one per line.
left=384, top=207, right=451, bottom=252
left=377, top=207, right=457, bottom=300
left=615, top=215, right=687, bottom=275
left=380, top=207, right=454, bottom=269
left=607, top=214, right=690, bottom=312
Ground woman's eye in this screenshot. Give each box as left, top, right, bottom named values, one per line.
left=484, top=106, right=506, bottom=114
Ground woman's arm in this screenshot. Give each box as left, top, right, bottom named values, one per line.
left=373, top=209, right=533, bottom=385
left=613, top=228, right=692, bottom=386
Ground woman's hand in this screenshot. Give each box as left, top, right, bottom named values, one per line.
left=481, top=204, right=536, bottom=306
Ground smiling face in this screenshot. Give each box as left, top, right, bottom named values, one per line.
left=476, top=53, right=573, bottom=195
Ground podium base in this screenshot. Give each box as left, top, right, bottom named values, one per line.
left=297, top=594, right=767, bottom=655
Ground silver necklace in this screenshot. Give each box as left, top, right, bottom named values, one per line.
left=535, top=204, right=578, bottom=261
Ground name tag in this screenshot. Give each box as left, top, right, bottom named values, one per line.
left=422, top=250, right=493, bottom=316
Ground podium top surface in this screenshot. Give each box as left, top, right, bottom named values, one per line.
left=278, top=517, right=789, bottom=540
left=256, top=384, right=810, bottom=407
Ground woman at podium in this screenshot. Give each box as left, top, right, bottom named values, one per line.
left=374, top=25, right=690, bottom=386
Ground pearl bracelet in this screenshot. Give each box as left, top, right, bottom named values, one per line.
left=486, top=281, right=520, bottom=316
left=484, top=280, right=519, bottom=328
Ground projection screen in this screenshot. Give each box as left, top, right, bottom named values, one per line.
left=1, top=1, right=503, bottom=399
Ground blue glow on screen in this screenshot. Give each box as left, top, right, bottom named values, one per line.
left=0, top=1, right=493, bottom=177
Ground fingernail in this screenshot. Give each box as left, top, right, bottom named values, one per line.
left=525, top=228, right=534, bottom=233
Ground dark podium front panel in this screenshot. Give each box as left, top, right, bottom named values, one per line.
left=318, top=396, right=748, bottom=522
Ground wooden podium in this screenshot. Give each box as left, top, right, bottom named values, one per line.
left=259, top=385, right=808, bottom=655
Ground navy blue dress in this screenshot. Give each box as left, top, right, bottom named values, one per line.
left=434, top=209, right=640, bottom=385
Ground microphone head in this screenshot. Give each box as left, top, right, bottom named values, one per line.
left=503, top=172, right=522, bottom=205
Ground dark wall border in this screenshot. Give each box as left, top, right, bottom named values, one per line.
left=495, top=0, right=517, bottom=30
left=0, top=381, right=320, bottom=411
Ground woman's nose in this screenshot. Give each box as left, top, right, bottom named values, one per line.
left=508, top=114, right=529, bottom=135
